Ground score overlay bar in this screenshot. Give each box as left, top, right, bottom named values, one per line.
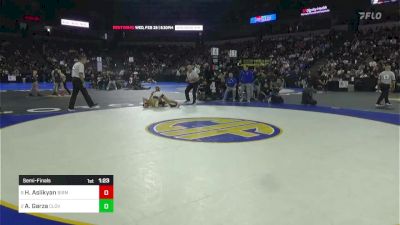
left=19, top=175, right=113, bottom=213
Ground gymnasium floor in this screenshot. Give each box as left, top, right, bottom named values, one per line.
left=0, top=82, right=399, bottom=225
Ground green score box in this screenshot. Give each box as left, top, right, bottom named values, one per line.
left=99, top=199, right=114, bottom=213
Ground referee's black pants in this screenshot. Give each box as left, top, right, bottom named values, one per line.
left=185, top=82, right=199, bottom=103
left=63, top=81, right=71, bottom=95
left=68, top=78, right=95, bottom=109
left=376, top=83, right=391, bottom=104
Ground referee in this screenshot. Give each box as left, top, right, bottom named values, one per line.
left=68, top=55, right=98, bottom=111
left=376, top=65, right=396, bottom=107
left=184, top=65, right=200, bottom=104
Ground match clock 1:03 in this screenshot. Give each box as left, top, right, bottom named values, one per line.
left=98, top=177, right=111, bottom=184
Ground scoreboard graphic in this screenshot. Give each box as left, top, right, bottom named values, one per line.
left=19, top=175, right=113, bottom=213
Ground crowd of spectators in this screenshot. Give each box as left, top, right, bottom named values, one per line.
left=0, top=26, right=398, bottom=96
left=0, top=37, right=101, bottom=83
left=315, top=26, right=400, bottom=90
left=0, top=30, right=335, bottom=85
left=0, top=38, right=47, bottom=82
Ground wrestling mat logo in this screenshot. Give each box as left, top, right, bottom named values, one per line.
left=147, top=117, right=281, bottom=142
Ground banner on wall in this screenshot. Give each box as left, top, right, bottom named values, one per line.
left=61, top=19, right=89, bottom=28
left=96, top=57, right=102, bottom=72
left=300, top=6, right=330, bottom=16
left=339, top=80, right=349, bottom=88
left=174, top=25, right=203, bottom=31
left=112, top=25, right=203, bottom=31
left=229, top=50, right=237, bottom=58
left=249, top=13, right=277, bottom=24
left=211, top=47, right=219, bottom=56
left=7, top=75, right=16, bottom=82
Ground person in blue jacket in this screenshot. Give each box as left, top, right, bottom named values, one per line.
left=239, top=66, right=255, bottom=102
left=223, top=72, right=237, bottom=101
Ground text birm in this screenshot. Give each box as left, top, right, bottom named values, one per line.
left=359, top=12, right=382, bottom=20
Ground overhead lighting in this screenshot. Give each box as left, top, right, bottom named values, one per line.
left=44, top=26, right=51, bottom=32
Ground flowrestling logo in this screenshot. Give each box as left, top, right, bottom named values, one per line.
left=147, top=118, right=281, bottom=143
left=359, top=12, right=382, bottom=20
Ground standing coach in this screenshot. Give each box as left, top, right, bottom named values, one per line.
left=376, top=65, right=396, bottom=107
left=239, top=66, right=255, bottom=103
left=68, top=55, right=98, bottom=111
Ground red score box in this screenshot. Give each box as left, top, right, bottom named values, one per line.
left=99, top=185, right=114, bottom=199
